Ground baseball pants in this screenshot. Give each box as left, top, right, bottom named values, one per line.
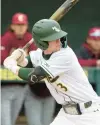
left=24, top=86, right=56, bottom=125
left=50, top=105, right=100, bottom=125
left=1, top=85, right=28, bottom=125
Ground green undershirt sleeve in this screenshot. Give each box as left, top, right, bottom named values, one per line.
left=18, top=55, right=34, bottom=81
left=18, top=67, right=34, bottom=81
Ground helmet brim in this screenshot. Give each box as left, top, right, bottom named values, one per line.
left=40, top=30, right=67, bottom=41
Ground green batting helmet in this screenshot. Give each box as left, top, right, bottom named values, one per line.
left=32, top=19, right=67, bottom=50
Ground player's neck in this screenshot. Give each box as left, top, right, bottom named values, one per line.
left=44, top=47, right=60, bottom=55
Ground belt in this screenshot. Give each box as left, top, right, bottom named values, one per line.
left=62, top=101, right=92, bottom=115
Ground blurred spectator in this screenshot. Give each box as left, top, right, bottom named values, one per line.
left=1, top=12, right=36, bottom=64
left=1, top=12, right=36, bottom=125
left=1, top=12, right=55, bottom=125
left=75, top=27, right=100, bottom=67
left=26, top=83, right=55, bottom=125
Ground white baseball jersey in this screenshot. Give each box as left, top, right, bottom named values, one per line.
left=29, top=46, right=100, bottom=105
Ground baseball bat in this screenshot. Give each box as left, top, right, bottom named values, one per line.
left=23, top=0, right=79, bottom=50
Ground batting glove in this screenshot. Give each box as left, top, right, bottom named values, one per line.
left=11, top=48, right=26, bottom=60
left=10, top=48, right=28, bottom=67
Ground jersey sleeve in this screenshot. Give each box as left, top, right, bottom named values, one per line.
left=40, top=52, right=72, bottom=78
left=29, top=48, right=42, bottom=67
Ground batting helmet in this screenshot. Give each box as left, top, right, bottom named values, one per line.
left=32, top=19, right=67, bottom=50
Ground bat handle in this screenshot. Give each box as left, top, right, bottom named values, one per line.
left=23, top=38, right=34, bottom=50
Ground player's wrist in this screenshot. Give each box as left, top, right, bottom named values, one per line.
left=3, top=56, right=20, bottom=75
left=11, top=65, right=20, bottom=75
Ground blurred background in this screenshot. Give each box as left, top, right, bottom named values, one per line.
left=1, top=0, right=100, bottom=125
left=1, top=0, right=100, bottom=49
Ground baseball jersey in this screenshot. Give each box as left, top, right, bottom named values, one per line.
left=29, top=46, right=100, bottom=105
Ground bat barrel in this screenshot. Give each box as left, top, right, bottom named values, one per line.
left=23, top=0, right=79, bottom=50
left=50, top=0, right=79, bottom=21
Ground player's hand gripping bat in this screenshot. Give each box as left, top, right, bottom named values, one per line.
left=23, top=0, right=79, bottom=50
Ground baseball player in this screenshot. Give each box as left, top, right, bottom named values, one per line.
left=4, top=19, right=100, bottom=125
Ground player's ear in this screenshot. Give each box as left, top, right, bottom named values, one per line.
left=56, top=39, right=60, bottom=45
left=56, top=39, right=60, bottom=42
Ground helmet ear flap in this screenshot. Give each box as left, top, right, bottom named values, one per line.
left=39, top=41, right=49, bottom=50
left=35, top=40, right=49, bottom=50
left=32, top=33, right=49, bottom=50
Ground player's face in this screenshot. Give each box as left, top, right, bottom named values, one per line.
left=87, top=38, right=100, bottom=53
left=44, top=39, right=61, bottom=54
left=11, top=24, right=28, bottom=38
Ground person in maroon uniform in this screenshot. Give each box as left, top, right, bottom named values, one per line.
left=1, top=13, right=36, bottom=64
left=1, top=13, right=55, bottom=125
left=1, top=12, right=36, bottom=125
left=75, top=27, right=100, bottom=67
